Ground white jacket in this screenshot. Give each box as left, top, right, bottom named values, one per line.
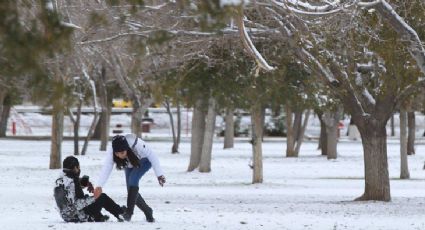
left=95, top=134, right=164, bottom=187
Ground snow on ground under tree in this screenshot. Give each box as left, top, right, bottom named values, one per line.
left=1, top=138, right=425, bottom=230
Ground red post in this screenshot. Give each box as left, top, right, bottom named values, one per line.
left=12, top=121, right=16, bottom=136
left=338, top=121, right=344, bottom=138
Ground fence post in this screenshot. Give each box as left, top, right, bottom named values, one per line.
left=12, top=121, right=16, bottom=136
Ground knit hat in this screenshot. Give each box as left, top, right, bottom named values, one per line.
left=63, top=156, right=80, bottom=170
left=112, top=135, right=130, bottom=153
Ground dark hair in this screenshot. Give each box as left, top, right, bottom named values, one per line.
left=112, top=135, right=130, bottom=152
left=62, top=156, right=80, bottom=178
left=63, top=156, right=79, bottom=169
left=113, top=147, right=140, bottom=170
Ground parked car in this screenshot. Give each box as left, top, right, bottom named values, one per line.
left=112, top=99, right=132, bottom=108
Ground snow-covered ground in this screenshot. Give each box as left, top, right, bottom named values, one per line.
left=1, top=138, right=425, bottom=230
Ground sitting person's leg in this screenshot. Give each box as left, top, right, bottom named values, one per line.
left=84, top=193, right=125, bottom=222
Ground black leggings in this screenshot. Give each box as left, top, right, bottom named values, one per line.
left=84, top=193, right=123, bottom=221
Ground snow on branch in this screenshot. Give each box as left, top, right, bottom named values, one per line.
left=77, top=33, right=146, bottom=45
left=143, top=2, right=169, bottom=10
left=60, top=21, right=82, bottom=30
left=271, top=0, right=350, bottom=16
left=340, top=72, right=369, bottom=117
left=285, top=0, right=336, bottom=12
left=81, top=67, right=100, bottom=111
left=235, top=13, right=276, bottom=71
left=300, top=49, right=336, bottom=83
left=362, top=88, right=376, bottom=105
left=362, top=0, right=425, bottom=76
left=221, top=0, right=250, bottom=7
left=78, top=29, right=240, bottom=45
left=357, top=0, right=381, bottom=8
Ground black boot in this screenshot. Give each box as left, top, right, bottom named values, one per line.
left=136, top=194, right=155, bottom=222
left=85, top=193, right=125, bottom=222
left=123, top=186, right=139, bottom=221
left=116, top=206, right=127, bottom=222
left=90, top=213, right=110, bottom=222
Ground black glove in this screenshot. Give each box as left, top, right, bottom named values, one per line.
left=158, top=175, right=166, bottom=187
left=80, top=175, right=90, bottom=187
left=80, top=175, right=95, bottom=193
left=87, top=182, right=94, bottom=193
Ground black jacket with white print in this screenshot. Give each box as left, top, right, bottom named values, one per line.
left=55, top=172, right=95, bottom=222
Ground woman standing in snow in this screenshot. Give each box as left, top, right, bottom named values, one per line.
left=93, top=134, right=166, bottom=222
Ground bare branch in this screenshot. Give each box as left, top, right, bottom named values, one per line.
left=235, top=11, right=276, bottom=71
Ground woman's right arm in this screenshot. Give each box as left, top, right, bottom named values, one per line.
left=94, top=148, right=114, bottom=198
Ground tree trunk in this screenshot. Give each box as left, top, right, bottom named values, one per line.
left=355, top=120, right=391, bottom=201
left=325, top=121, right=338, bottom=160
left=318, top=112, right=328, bottom=155
left=131, top=103, right=143, bottom=137
left=187, top=99, right=206, bottom=171
left=132, top=98, right=153, bottom=138
left=72, top=100, right=82, bottom=155
left=223, top=107, right=235, bottom=149
left=0, top=105, right=11, bottom=137
left=81, top=109, right=99, bottom=155
left=165, top=98, right=179, bottom=154
left=390, top=115, right=395, bottom=137
left=0, top=91, right=6, bottom=119
left=286, top=104, right=296, bottom=157
left=81, top=77, right=100, bottom=155
left=251, top=102, right=263, bottom=183
left=323, top=109, right=341, bottom=160
left=93, top=114, right=102, bottom=140
left=261, top=106, right=266, bottom=140
left=199, top=97, right=217, bottom=173
left=67, top=106, right=80, bottom=156
left=293, top=111, right=302, bottom=143
left=400, top=110, right=410, bottom=179
left=407, top=111, right=415, bottom=155
left=94, top=65, right=110, bottom=151
left=0, top=93, right=11, bottom=137
left=294, top=110, right=310, bottom=155
left=99, top=105, right=111, bottom=151
left=173, top=101, right=182, bottom=153
left=50, top=101, right=64, bottom=169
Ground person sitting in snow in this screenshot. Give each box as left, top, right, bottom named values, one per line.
left=54, top=156, right=126, bottom=222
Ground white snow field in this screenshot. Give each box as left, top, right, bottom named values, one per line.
left=1, top=138, right=425, bottom=230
